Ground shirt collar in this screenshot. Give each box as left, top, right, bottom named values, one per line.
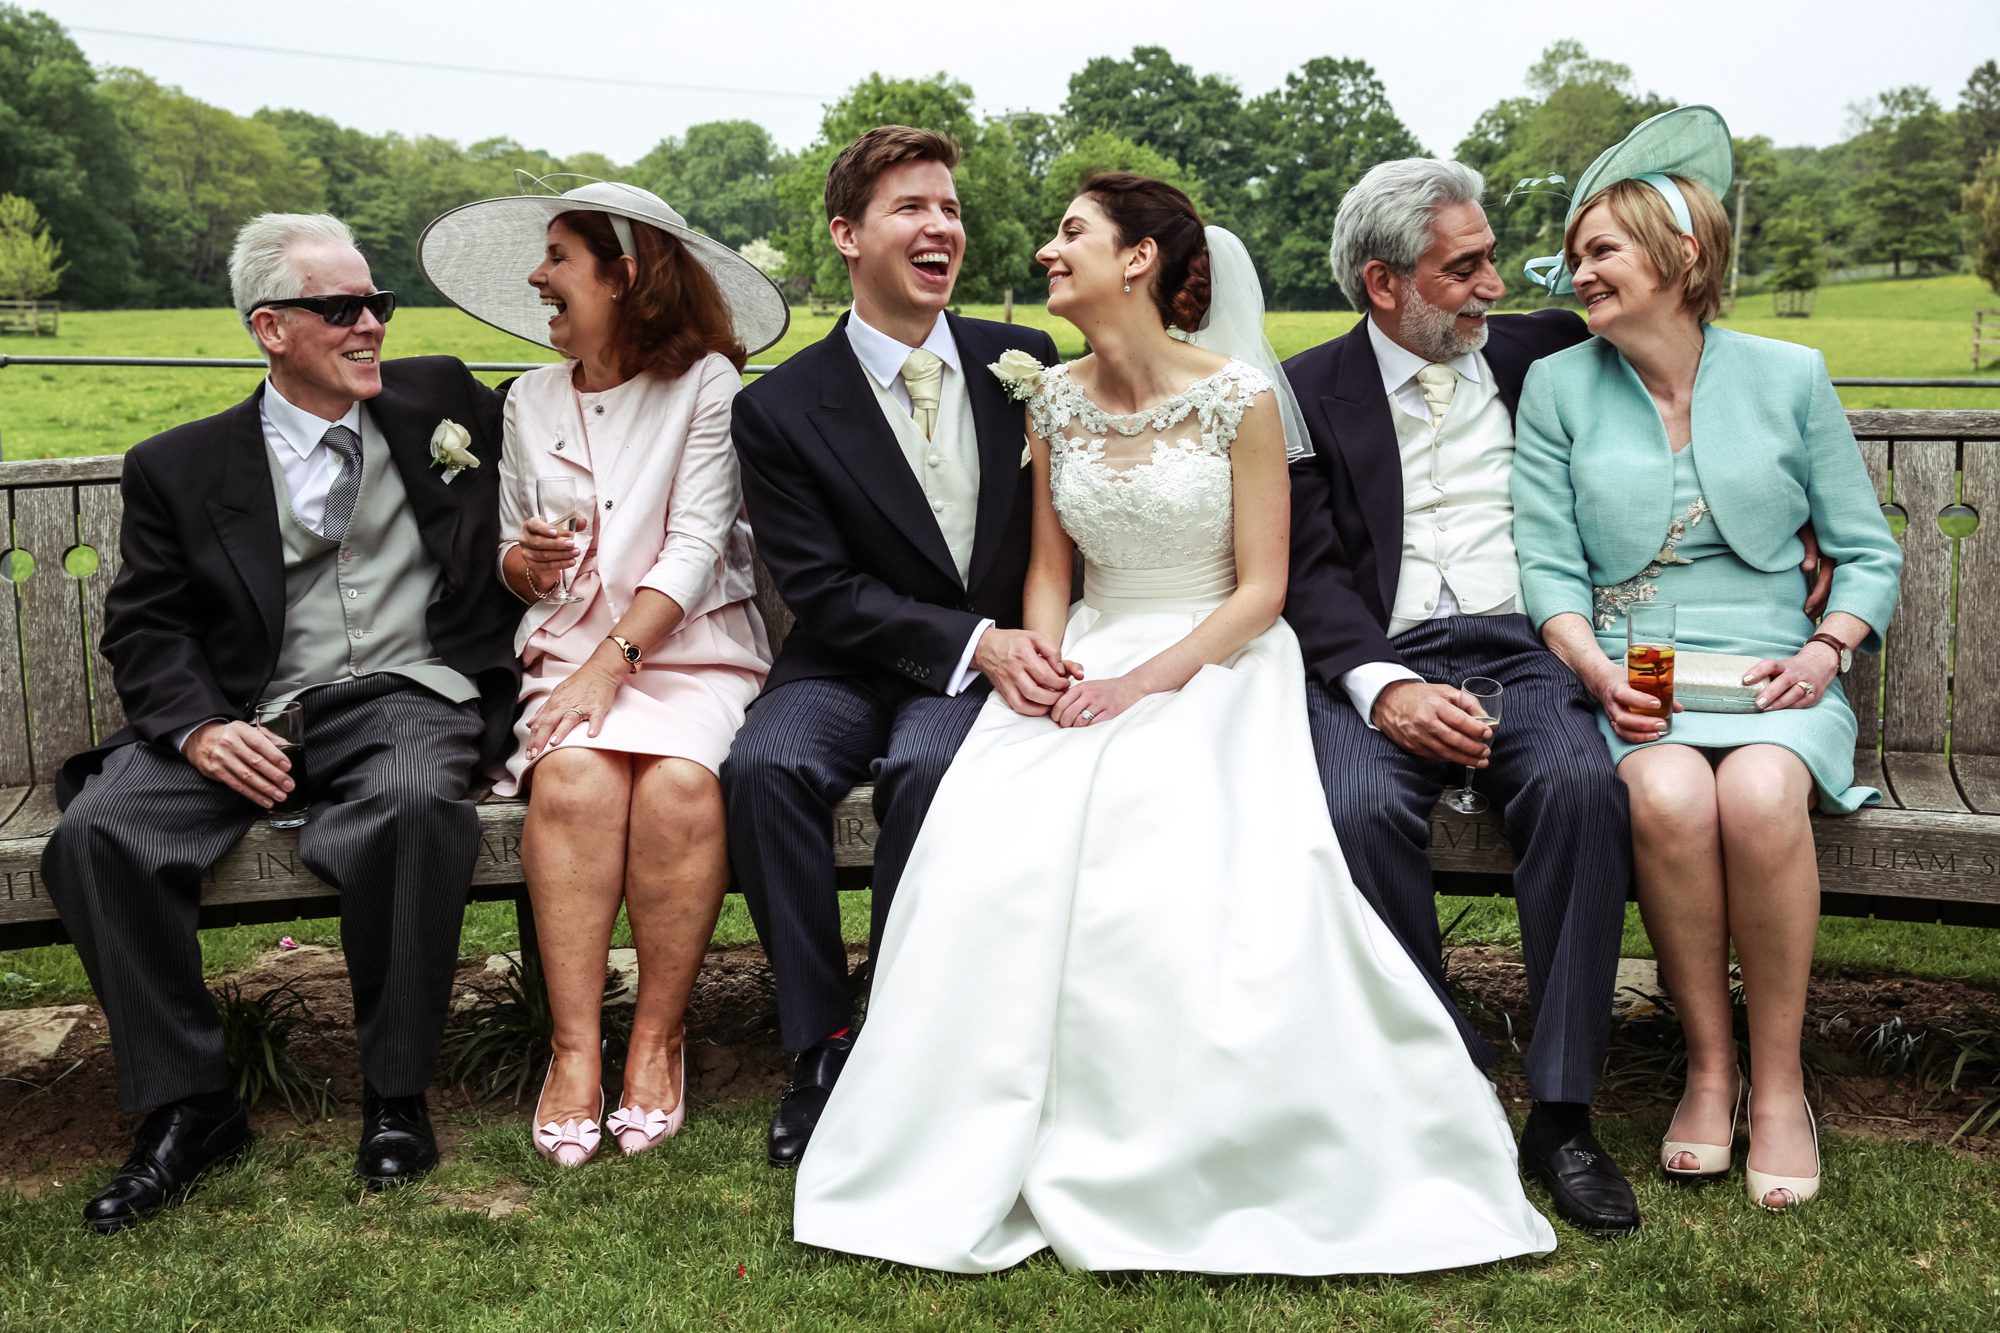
left=1365, top=315, right=1484, bottom=397
left=262, top=378, right=363, bottom=462
left=845, top=308, right=961, bottom=389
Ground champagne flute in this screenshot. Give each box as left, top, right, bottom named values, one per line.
left=532, top=476, right=586, bottom=605
left=259, top=700, right=309, bottom=830
left=1441, top=676, right=1503, bottom=815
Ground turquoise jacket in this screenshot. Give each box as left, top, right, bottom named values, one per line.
left=1511, top=325, right=1902, bottom=650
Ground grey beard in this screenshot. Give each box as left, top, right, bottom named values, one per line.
left=1401, top=291, right=1493, bottom=362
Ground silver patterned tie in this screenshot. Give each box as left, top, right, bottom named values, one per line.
left=319, top=424, right=363, bottom=540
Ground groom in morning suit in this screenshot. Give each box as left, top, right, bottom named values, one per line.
left=723, top=127, right=1060, bottom=1166
left=42, top=214, right=519, bottom=1232
left=1281, top=160, right=1643, bottom=1236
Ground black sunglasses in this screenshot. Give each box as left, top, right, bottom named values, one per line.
left=249, top=291, right=397, bottom=327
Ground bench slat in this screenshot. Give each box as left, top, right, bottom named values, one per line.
left=0, top=488, right=31, bottom=787
left=15, top=485, right=95, bottom=783
left=76, top=483, right=128, bottom=743
left=1881, top=440, right=1956, bottom=755
left=0, top=784, right=60, bottom=841
left=1883, top=751, right=1969, bottom=813
left=1955, top=754, right=2000, bottom=816
left=1847, top=439, right=1889, bottom=753
left=0, top=784, right=26, bottom=831
left=1954, top=439, right=2000, bottom=757
left=1853, top=747, right=1892, bottom=804
left=1846, top=410, right=2000, bottom=440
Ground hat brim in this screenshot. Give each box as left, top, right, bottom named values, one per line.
left=418, top=194, right=791, bottom=357
left=1544, top=105, right=1735, bottom=296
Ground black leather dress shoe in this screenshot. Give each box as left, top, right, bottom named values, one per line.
left=1521, top=1118, right=1641, bottom=1237
left=768, top=1034, right=854, bottom=1168
left=84, top=1097, right=252, bottom=1235
left=355, top=1086, right=439, bottom=1190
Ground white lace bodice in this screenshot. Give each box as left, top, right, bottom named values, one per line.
left=1029, top=360, right=1270, bottom=573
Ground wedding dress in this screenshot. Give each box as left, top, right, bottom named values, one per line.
left=792, top=360, right=1557, bottom=1274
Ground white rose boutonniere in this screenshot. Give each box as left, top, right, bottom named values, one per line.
left=429, top=419, right=478, bottom=484
left=988, top=348, right=1045, bottom=403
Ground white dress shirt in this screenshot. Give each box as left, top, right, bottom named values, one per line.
left=1340, top=319, right=1521, bottom=727
left=261, top=379, right=364, bottom=535
left=844, top=309, right=988, bottom=695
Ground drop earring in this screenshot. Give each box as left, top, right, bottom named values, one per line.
left=1123, top=280, right=1131, bottom=294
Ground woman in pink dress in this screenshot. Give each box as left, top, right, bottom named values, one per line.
left=421, top=181, right=787, bottom=1163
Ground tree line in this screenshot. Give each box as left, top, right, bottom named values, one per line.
left=3, top=7, right=1997, bottom=312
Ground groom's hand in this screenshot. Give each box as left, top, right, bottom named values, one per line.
left=1372, top=682, right=1493, bottom=766
left=975, top=628, right=1071, bottom=716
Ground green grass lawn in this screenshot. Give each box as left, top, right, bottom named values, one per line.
left=4, top=275, right=1995, bottom=460
left=1, top=1097, right=1995, bottom=1329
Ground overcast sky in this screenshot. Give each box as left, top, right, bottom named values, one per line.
left=36, top=1, right=2000, bottom=168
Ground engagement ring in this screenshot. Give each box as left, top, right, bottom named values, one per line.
left=1080, top=708, right=1096, bottom=723
left=1797, top=681, right=1814, bottom=696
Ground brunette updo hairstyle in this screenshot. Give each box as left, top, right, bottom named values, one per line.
left=553, top=209, right=747, bottom=381
left=1078, top=174, right=1211, bottom=331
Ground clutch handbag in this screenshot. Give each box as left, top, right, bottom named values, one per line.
left=1668, top=651, right=1766, bottom=713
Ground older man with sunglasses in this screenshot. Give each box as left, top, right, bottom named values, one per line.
left=41, top=213, right=520, bottom=1232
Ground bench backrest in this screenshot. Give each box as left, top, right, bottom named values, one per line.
left=3, top=412, right=1998, bottom=790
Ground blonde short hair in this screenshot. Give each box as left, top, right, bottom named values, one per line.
left=1565, top=174, right=1731, bottom=323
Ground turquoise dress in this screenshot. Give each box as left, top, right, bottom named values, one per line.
left=1593, top=448, right=1872, bottom=813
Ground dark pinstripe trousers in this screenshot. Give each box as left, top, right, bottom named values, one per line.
left=1304, top=613, right=1630, bottom=1106
left=42, top=675, right=484, bottom=1112
left=722, top=674, right=990, bottom=1053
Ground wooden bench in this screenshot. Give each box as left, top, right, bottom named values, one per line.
left=0, top=300, right=59, bottom=337
left=3, top=409, right=1999, bottom=951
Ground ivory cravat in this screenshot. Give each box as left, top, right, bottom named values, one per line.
left=1414, top=362, right=1459, bottom=430
left=903, top=349, right=943, bottom=441
left=319, top=424, right=364, bottom=540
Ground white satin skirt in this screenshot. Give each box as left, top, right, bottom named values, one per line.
left=793, top=555, right=1557, bottom=1274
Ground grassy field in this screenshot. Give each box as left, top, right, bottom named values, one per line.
left=3, top=275, right=1995, bottom=461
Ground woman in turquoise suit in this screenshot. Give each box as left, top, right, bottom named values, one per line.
left=1511, top=108, right=1902, bottom=1212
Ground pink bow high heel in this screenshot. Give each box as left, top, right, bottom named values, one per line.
left=531, top=1062, right=604, bottom=1168
left=606, top=1046, right=686, bottom=1157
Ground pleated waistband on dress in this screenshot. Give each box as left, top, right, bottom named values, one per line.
left=1082, top=553, right=1238, bottom=613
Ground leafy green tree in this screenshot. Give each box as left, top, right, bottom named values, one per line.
left=1959, top=60, right=2000, bottom=178
left=100, top=69, right=323, bottom=305
left=1244, top=57, right=1424, bottom=308
left=0, top=191, right=64, bottom=298
left=1038, top=131, right=1201, bottom=245
left=1965, top=150, right=2000, bottom=295
left=1765, top=198, right=1826, bottom=293
left=1850, top=86, right=1963, bottom=276
left=769, top=74, right=1031, bottom=304
left=0, top=6, right=141, bottom=306
left=1458, top=42, right=1674, bottom=306
left=632, top=120, right=787, bottom=250
left=1060, top=47, right=1250, bottom=208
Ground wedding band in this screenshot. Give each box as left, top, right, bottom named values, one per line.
left=1080, top=708, right=1096, bottom=723
left=1797, top=681, right=1814, bottom=696
left=563, top=707, right=584, bottom=716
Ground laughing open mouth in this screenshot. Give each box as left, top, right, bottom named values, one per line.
left=911, top=251, right=951, bottom=277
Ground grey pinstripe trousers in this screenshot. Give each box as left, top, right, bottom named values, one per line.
left=722, top=675, right=990, bottom=1053
left=42, top=675, right=484, bottom=1112
left=1304, top=613, right=1631, bottom=1106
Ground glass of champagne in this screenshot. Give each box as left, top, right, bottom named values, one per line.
left=532, top=476, right=586, bottom=605
left=1441, top=676, right=1503, bottom=815
left=1626, top=601, right=1677, bottom=735
left=259, top=700, right=309, bottom=830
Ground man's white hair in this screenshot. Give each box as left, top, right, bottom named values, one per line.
left=228, top=213, right=360, bottom=356
left=1329, top=159, right=1485, bottom=312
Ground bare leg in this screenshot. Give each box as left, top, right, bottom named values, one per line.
left=521, top=747, right=633, bottom=1124
left=618, top=756, right=730, bottom=1116
left=1716, top=744, right=1821, bottom=1202
left=1620, top=744, right=1739, bottom=1163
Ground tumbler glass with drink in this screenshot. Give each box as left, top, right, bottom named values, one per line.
left=259, top=700, right=309, bottom=830
left=1626, top=601, right=1677, bottom=735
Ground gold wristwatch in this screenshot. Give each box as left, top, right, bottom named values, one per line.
left=610, top=635, right=642, bottom=672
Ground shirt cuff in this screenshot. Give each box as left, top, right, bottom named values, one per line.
left=946, top=619, right=995, bottom=696
left=1340, top=661, right=1424, bottom=730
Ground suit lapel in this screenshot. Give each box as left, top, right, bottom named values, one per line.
left=806, top=316, right=962, bottom=584
left=953, top=315, right=1025, bottom=593
left=205, top=388, right=286, bottom=654
left=1479, top=319, right=1535, bottom=419
left=1322, top=321, right=1405, bottom=617
left=369, top=375, right=463, bottom=575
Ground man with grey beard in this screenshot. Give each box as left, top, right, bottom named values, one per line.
left=1280, top=159, right=1641, bottom=1238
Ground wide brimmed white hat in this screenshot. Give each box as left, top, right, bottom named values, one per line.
left=419, top=178, right=790, bottom=355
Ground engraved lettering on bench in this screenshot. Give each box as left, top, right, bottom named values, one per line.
left=1430, top=819, right=1512, bottom=853
left=2, top=867, right=42, bottom=901
left=1815, top=844, right=1979, bottom=874
left=478, top=833, right=521, bottom=867
left=257, top=851, right=300, bottom=880
left=835, top=816, right=873, bottom=849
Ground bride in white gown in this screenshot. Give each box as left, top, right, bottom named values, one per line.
left=793, top=174, right=1557, bottom=1274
